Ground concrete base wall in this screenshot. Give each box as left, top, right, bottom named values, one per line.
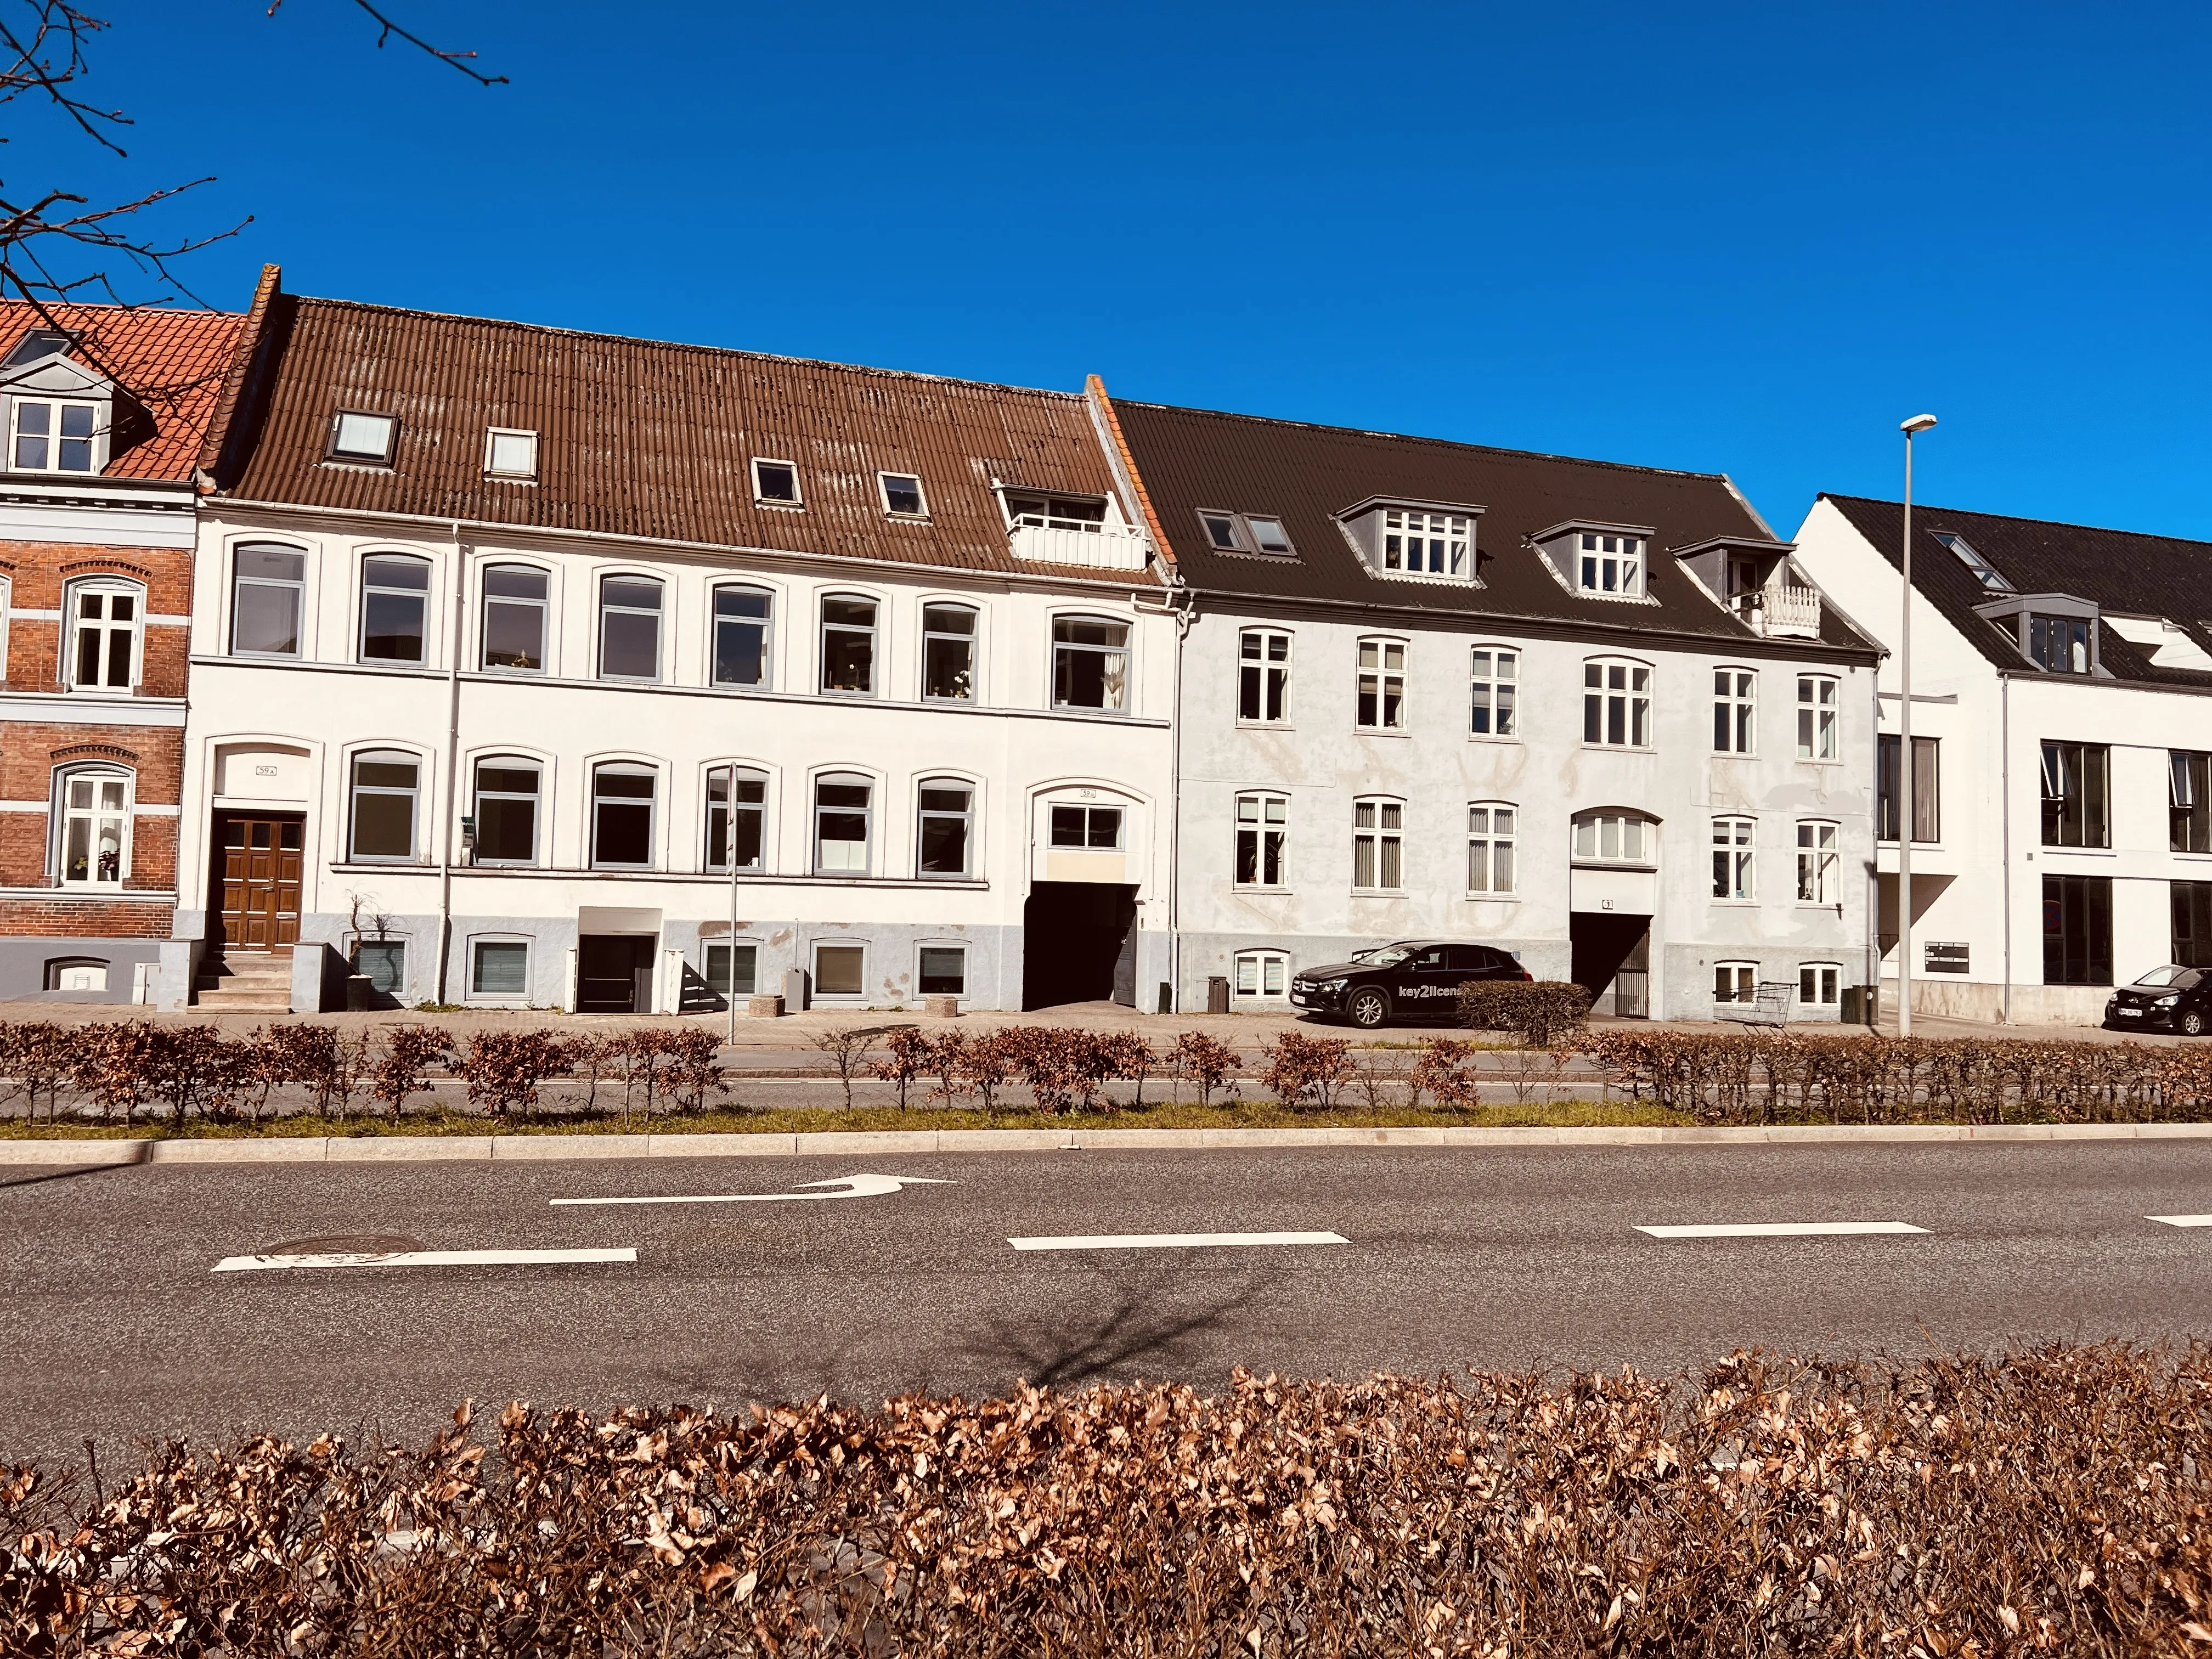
left=0, top=935, right=165, bottom=1004
left=1886, top=976, right=2112, bottom=1028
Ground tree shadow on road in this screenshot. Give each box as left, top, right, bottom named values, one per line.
left=957, top=1272, right=1267, bottom=1390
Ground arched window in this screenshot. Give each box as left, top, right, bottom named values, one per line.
left=1796, top=674, right=1839, bottom=760
left=1356, top=637, right=1406, bottom=730
left=706, top=765, right=767, bottom=871
left=590, top=763, right=657, bottom=868
left=814, top=772, right=873, bottom=874
left=1713, top=668, right=1756, bottom=755
left=599, top=575, right=663, bottom=680
left=66, top=579, right=141, bottom=690
left=1236, top=792, right=1287, bottom=887
left=1239, top=629, right=1290, bottom=723
left=1234, top=949, right=1291, bottom=1001
left=1714, top=961, right=1758, bottom=1006
left=1467, top=803, right=1515, bottom=894
left=712, top=584, right=773, bottom=687
left=349, top=750, right=421, bottom=862
left=1352, top=796, right=1403, bottom=891
left=1572, top=810, right=1656, bottom=866
left=821, top=595, right=878, bottom=695
left=916, top=777, right=973, bottom=876
left=230, top=543, right=306, bottom=658
left=1582, top=657, right=1651, bottom=748
left=359, top=553, right=431, bottom=663
left=1469, top=646, right=1516, bottom=736
left=481, top=563, right=548, bottom=672
left=472, top=758, right=541, bottom=865
left=922, top=603, right=977, bottom=701
left=1797, top=963, right=1841, bottom=1008
left=55, top=766, right=131, bottom=885
left=1052, top=615, right=1128, bottom=711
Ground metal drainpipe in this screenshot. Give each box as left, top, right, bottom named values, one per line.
left=433, top=523, right=467, bottom=1005
left=2001, top=672, right=2012, bottom=1024
left=1130, top=583, right=1192, bottom=1010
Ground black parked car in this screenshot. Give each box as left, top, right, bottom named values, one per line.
left=2104, top=964, right=2212, bottom=1035
left=1290, top=940, right=1530, bottom=1030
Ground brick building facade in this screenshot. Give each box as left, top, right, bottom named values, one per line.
left=0, top=303, right=244, bottom=1001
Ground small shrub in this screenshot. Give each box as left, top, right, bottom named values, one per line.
left=660, top=1029, right=727, bottom=1115
left=459, top=1030, right=572, bottom=1122
left=870, top=1026, right=931, bottom=1112
left=1456, top=979, right=1592, bottom=1047
left=812, top=1027, right=877, bottom=1110
left=1256, top=1030, right=1356, bottom=1109
left=1167, top=1031, right=1239, bottom=1105
left=368, top=1025, right=452, bottom=1122
left=1096, top=1031, right=1158, bottom=1110
left=955, top=1030, right=1015, bottom=1118
left=1410, top=1036, right=1482, bottom=1110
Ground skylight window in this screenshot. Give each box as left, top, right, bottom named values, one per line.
left=753, top=459, right=800, bottom=505
left=1200, top=512, right=1239, bottom=550
left=1193, top=510, right=1295, bottom=557
left=879, top=472, right=927, bottom=517
left=1933, top=532, right=2011, bottom=592
left=1246, top=516, right=1293, bottom=554
left=483, top=428, right=538, bottom=480
left=329, top=411, right=397, bottom=465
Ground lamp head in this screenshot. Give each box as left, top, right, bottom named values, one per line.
left=1900, top=413, right=1938, bottom=435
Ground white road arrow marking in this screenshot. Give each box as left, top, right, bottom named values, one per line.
left=215, top=1248, right=635, bottom=1272
left=550, top=1172, right=952, bottom=1208
left=1008, top=1231, right=1349, bottom=1251
left=2148, top=1215, right=2212, bottom=1228
left=1635, top=1221, right=1928, bottom=1238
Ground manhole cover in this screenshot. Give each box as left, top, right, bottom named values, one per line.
left=265, top=1234, right=421, bottom=1257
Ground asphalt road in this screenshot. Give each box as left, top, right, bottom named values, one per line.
left=5, top=1142, right=2210, bottom=1464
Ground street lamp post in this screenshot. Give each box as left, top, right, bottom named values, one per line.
left=1898, top=414, right=1937, bottom=1037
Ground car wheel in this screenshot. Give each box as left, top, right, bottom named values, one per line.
left=1347, top=988, right=1390, bottom=1030
left=2182, top=1010, right=2207, bottom=1037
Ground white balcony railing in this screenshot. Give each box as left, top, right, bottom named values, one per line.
left=1009, top=519, right=1152, bottom=571
left=1735, top=582, right=1822, bottom=639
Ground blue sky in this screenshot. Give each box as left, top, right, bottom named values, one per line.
left=28, top=1, right=2212, bottom=540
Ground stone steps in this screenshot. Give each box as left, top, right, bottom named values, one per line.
left=195, top=949, right=294, bottom=1013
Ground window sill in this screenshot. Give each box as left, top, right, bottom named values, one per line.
left=1469, top=733, right=1522, bottom=745
left=1571, top=860, right=1658, bottom=873
left=1349, top=888, right=1407, bottom=899
left=1463, top=890, right=1519, bottom=900
left=2039, top=845, right=2117, bottom=857
left=1796, top=757, right=1844, bottom=766
left=1710, top=898, right=1758, bottom=907
left=1236, top=721, right=1294, bottom=731
left=1232, top=884, right=1291, bottom=895
left=1711, top=749, right=1757, bottom=760
left=754, top=498, right=804, bottom=512
left=1354, top=727, right=1410, bottom=738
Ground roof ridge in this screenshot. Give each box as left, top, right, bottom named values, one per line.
left=1115, top=397, right=1732, bottom=483
left=1820, top=492, right=2212, bottom=552
left=286, top=293, right=1087, bottom=403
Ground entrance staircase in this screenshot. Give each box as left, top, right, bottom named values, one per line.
left=195, top=947, right=294, bottom=1012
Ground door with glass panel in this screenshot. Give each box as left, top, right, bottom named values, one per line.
left=213, top=814, right=303, bottom=947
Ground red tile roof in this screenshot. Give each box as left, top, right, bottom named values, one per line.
left=0, top=300, right=246, bottom=482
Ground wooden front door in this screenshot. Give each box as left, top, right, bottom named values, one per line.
left=215, top=814, right=304, bottom=948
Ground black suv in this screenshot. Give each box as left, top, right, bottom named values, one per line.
left=1290, top=940, right=1530, bottom=1029
left=2105, top=964, right=2212, bottom=1035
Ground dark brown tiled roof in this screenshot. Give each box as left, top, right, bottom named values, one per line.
left=0, top=300, right=246, bottom=482
left=1113, top=399, right=1878, bottom=653
left=1825, top=493, right=2212, bottom=687
left=216, top=291, right=1150, bottom=580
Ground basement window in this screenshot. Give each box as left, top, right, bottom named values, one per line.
left=329, top=411, right=397, bottom=465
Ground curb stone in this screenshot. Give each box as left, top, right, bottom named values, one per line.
left=5, top=1120, right=2212, bottom=1165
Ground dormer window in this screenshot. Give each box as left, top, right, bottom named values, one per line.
left=1007, top=492, right=1107, bottom=532
left=2029, top=614, right=2093, bottom=675
left=484, top=428, right=538, bottom=481
left=1933, top=532, right=2012, bottom=592
left=1195, top=510, right=1296, bottom=557
left=1383, top=509, right=1469, bottom=576
left=1578, top=533, right=1644, bottom=596
left=11, top=399, right=98, bottom=472
left=329, top=411, right=397, bottom=466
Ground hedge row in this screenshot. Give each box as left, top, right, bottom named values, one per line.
left=5, top=1344, right=2207, bottom=1655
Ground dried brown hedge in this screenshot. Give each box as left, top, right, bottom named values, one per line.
left=4, top=1345, right=2209, bottom=1655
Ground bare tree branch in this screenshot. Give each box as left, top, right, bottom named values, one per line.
left=270, top=0, right=510, bottom=87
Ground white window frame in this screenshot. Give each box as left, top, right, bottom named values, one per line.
left=1381, top=507, right=1471, bottom=578
left=1572, top=810, right=1656, bottom=867
left=483, top=428, right=539, bottom=481
left=811, top=938, right=870, bottom=999
left=704, top=939, right=761, bottom=1000
left=471, top=757, right=542, bottom=868
left=1233, top=949, right=1291, bottom=1001
left=1796, top=675, right=1840, bottom=761
left=1796, top=820, right=1839, bottom=905
left=813, top=771, right=874, bottom=876
left=1797, top=962, right=1841, bottom=1008
left=54, top=764, right=132, bottom=887
left=11, top=396, right=101, bottom=473
left=1468, top=802, right=1516, bottom=895
left=1049, top=803, right=1124, bottom=850
left=0, top=572, right=11, bottom=676
left=589, top=761, right=658, bottom=871
left=706, top=764, right=769, bottom=873
left=1238, top=628, right=1290, bottom=724
left=64, top=578, right=142, bottom=692
left=1469, top=646, right=1517, bottom=738
left=1714, top=961, right=1758, bottom=1006
left=820, top=593, right=879, bottom=697
left=1356, top=636, right=1407, bottom=732
left=1583, top=658, right=1653, bottom=748
left=1712, top=816, right=1756, bottom=902
left=1235, top=791, right=1288, bottom=888
left=480, top=562, right=549, bottom=674
left=752, top=457, right=803, bottom=507
left=467, top=936, right=533, bottom=1002
left=877, top=471, right=929, bottom=519
left=921, top=601, right=979, bottom=703
left=229, top=543, right=307, bottom=659
left=348, top=748, right=424, bottom=864
left=710, top=583, right=774, bottom=690
left=1352, top=795, right=1404, bottom=893
left=1576, top=531, right=1645, bottom=597
left=917, top=941, right=968, bottom=998
left=598, top=574, right=664, bottom=682
left=328, top=410, right=397, bottom=465
left=915, top=776, right=975, bottom=877
left=1713, top=668, right=1756, bottom=755
left=1051, top=613, right=1131, bottom=713
left=358, top=552, right=432, bottom=665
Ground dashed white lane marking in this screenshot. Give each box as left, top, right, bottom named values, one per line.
left=214, top=1248, right=636, bottom=1273
left=1634, top=1221, right=1929, bottom=1239
left=1007, top=1231, right=1349, bottom=1251
left=2148, top=1215, right=2212, bottom=1228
